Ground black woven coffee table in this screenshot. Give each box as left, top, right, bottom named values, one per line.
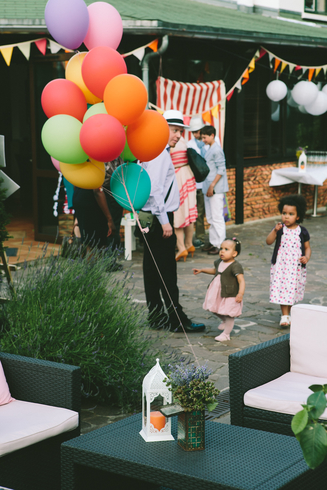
left=61, top=413, right=326, bottom=490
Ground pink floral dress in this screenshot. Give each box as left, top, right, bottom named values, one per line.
left=269, top=225, right=306, bottom=306
left=203, top=261, right=243, bottom=318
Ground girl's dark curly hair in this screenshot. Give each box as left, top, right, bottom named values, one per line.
left=278, top=194, right=307, bottom=223
left=225, top=237, right=241, bottom=256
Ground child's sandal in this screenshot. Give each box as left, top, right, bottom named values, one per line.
left=280, top=315, right=290, bottom=328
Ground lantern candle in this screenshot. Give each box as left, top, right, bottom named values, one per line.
left=150, top=411, right=166, bottom=431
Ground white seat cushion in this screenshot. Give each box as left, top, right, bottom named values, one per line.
left=290, top=304, right=327, bottom=377
left=0, top=400, right=79, bottom=457
left=244, top=372, right=327, bottom=418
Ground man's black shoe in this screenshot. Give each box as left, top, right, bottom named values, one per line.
left=169, top=321, right=205, bottom=333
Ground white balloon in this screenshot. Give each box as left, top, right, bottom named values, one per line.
left=291, top=81, right=318, bottom=106
left=266, top=80, right=287, bottom=102
left=305, top=91, right=327, bottom=116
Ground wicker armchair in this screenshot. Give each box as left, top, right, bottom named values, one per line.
left=0, top=352, right=81, bottom=490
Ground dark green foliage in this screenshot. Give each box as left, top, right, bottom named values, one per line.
left=292, top=384, right=327, bottom=469
left=0, top=247, right=172, bottom=410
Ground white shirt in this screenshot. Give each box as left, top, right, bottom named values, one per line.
left=141, top=147, right=180, bottom=225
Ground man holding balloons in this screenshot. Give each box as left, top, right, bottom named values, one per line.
left=141, top=110, right=206, bottom=333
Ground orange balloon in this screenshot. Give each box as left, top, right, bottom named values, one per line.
left=65, top=52, right=101, bottom=105
left=60, top=159, right=105, bottom=189
left=126, top=110, right=169, bottom=162
left=104, top=74, right=148, bottom=126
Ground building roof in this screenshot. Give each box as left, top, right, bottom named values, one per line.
left=1, top=0, right=327, bottom=47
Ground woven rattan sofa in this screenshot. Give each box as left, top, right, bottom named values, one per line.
left=229, top=304, right=327, bottom=437
left=0, top=351, right=81, bottom=490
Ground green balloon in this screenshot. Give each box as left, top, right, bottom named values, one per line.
left=83, top=103, right=107, bottom=123
left=41, top=115, right=88, bottom=164
left=120, top=137, right=136, bottom=162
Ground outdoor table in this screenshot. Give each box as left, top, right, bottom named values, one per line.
left=269, top=164, right=327, bottom=217
left=61, top=413, right=326, bottom=490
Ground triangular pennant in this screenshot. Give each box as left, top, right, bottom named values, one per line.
left=258, top=48, right=267, bottom=60
left=323, top=66, right=327, bottom=75
left=235, top=78, right=242, bottom=91
left=248, top=58, right=255, bottom=73
left=148, top=39, right=158, bottom=52
left=202, top=111, right=211, bottom=124
left=295, top=65, right=302, bottom=71
left=1, top=47, right=13, bottom=66
left=289, top=63, right=296, bottom=74
left=274, top=58, right=281, bottom=73
left=35, top=39, right=47, bottom=55
left=226, top=89, right=234, bottom=101
left=49, top=40, right=61, bottom=54
left=268, top=53, right=274, bottom=66
left=308, top=68, right=315, bottom=81
left=254, top=49, right=260, bottom=60
left=211, top=105, right=219, bottom=118
left=133, top=48, right=145, bottom=61
left=242, top=69, right=249, bottom=85
left=156, top=108, right=164, bottom=115
left=18, top=42, right=31, bottom=60
left=315, top=67, right=322, bottom=78
left=280, top=61, right=288, bottom=74
left=184, top=116, right=191, bottom=126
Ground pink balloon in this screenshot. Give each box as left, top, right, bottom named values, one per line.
left=83, top=2, right=123, bottom=50
left=51, top=157, right=61, bottom=172
left=80, top=114, right=126, bottom=162
left=45, top=0, right=89, bottom=50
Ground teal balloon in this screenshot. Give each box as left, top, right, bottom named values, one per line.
left=120, top=137, right=136, bottom=162
left=110, top=162, right=151, bottom=211
left=83, top=103, right=107, bottom=122
left=41, top=114, right=88, bottom=164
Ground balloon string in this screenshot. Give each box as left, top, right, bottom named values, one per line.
left=118, top=178, right=199, bottom=366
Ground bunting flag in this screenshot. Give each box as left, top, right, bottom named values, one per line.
left=248, top=57, right=255, bottom=73
left=308, top=68, right=315, bottom=81
left=274, top=58, right=281, bottom=73
left=35, top=39, right=47, bottom=55
left=156, top=76, right=226, bottom=147
left=1, top=47, right=13, bottom=66
left=242, top=69, right=250, bottom=85
left=280, top=61, right=288, bottom=74
left=261, top=46, right=327, bottom=79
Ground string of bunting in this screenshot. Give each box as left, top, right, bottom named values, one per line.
left=0, top=37, right=158, bottom=66
left=226, top=45, right=327, bottom=101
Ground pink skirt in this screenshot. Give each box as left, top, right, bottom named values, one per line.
left=203, top=275, right=242, bottom=318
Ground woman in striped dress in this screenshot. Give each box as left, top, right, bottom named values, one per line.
left=171, top=137, right=198, bottom=261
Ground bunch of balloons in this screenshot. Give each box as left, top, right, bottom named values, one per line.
left=41, top=0, right=169, bottom=203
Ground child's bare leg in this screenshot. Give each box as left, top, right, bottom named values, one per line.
left=215, top=316, right=234, bottom=341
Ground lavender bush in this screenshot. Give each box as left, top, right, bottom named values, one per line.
left=164, top=362, right=219, bottom=412
left=0, top=247, right=172, bottom=410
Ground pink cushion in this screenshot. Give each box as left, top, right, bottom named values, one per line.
left=0, top=361, right=14, bottom=405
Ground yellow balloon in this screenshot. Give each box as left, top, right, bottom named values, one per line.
left=60, top=159, right=105, bottom=189
left=65, top=52, right=102, bottom=105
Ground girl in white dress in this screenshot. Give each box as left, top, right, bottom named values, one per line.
left=266, top=195, right=311, bottom=328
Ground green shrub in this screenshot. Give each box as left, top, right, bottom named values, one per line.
left=0, top=247, right=172, bottom=410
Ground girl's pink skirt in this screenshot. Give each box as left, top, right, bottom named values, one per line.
left=203, top=274, right=243, bottom=318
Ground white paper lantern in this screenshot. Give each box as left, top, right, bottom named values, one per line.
left=304, top=91, right=327, bottom=116
left=139, top=358, right=174, bottom=442
left=266, top=80, right=287, bottom=102
left=322, top=85, right=327, bottom=96
left=291, top=81, right=318, bottom=106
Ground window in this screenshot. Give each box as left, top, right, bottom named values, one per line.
left=304, top=0, right=327, bottom=14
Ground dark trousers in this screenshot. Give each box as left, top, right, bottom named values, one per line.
left=195, top=189, right=206, bottom=241
left=143, top=212, right=188, bottom=328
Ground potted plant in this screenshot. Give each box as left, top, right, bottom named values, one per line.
left=291, top=384, right=327, bottom=469
left=164, top=362, right=219, bottom=451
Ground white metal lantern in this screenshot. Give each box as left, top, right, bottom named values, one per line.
left=266, top=80, right=287, bottom=102
left=291, top=81, right=318, bottom=106
left=140, top=358, right=174, bottom=442
left=305, top=91, right=327, bottom=116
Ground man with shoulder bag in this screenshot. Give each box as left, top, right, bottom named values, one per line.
left=139, top=110, right=206, bottom=333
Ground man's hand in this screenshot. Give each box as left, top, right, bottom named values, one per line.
left=107, top=220, right=116, bottom=237
left=162, top=223, right=173, bottom=238
left=206, top=184, right=215, bottom=197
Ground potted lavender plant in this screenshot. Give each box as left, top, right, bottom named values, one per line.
left=164, top=363, right=219, bottom=451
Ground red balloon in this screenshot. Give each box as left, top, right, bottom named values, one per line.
left=41, top=79, right=87, bottom=122
left=127, top=110, right=169, bottom=161
left=81, top=46, right=127, bottom=100
left=80, top=114, right=126, bottom=162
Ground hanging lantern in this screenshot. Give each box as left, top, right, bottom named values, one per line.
left=266, top=80, right=287, bottom=102
left=305, top=91, right=327, bottom=116
left=291, top=81, right=318, bottom=106
left=322, top=85, right=327, bottom=96
left=140, top=359, right=174, bottom=442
